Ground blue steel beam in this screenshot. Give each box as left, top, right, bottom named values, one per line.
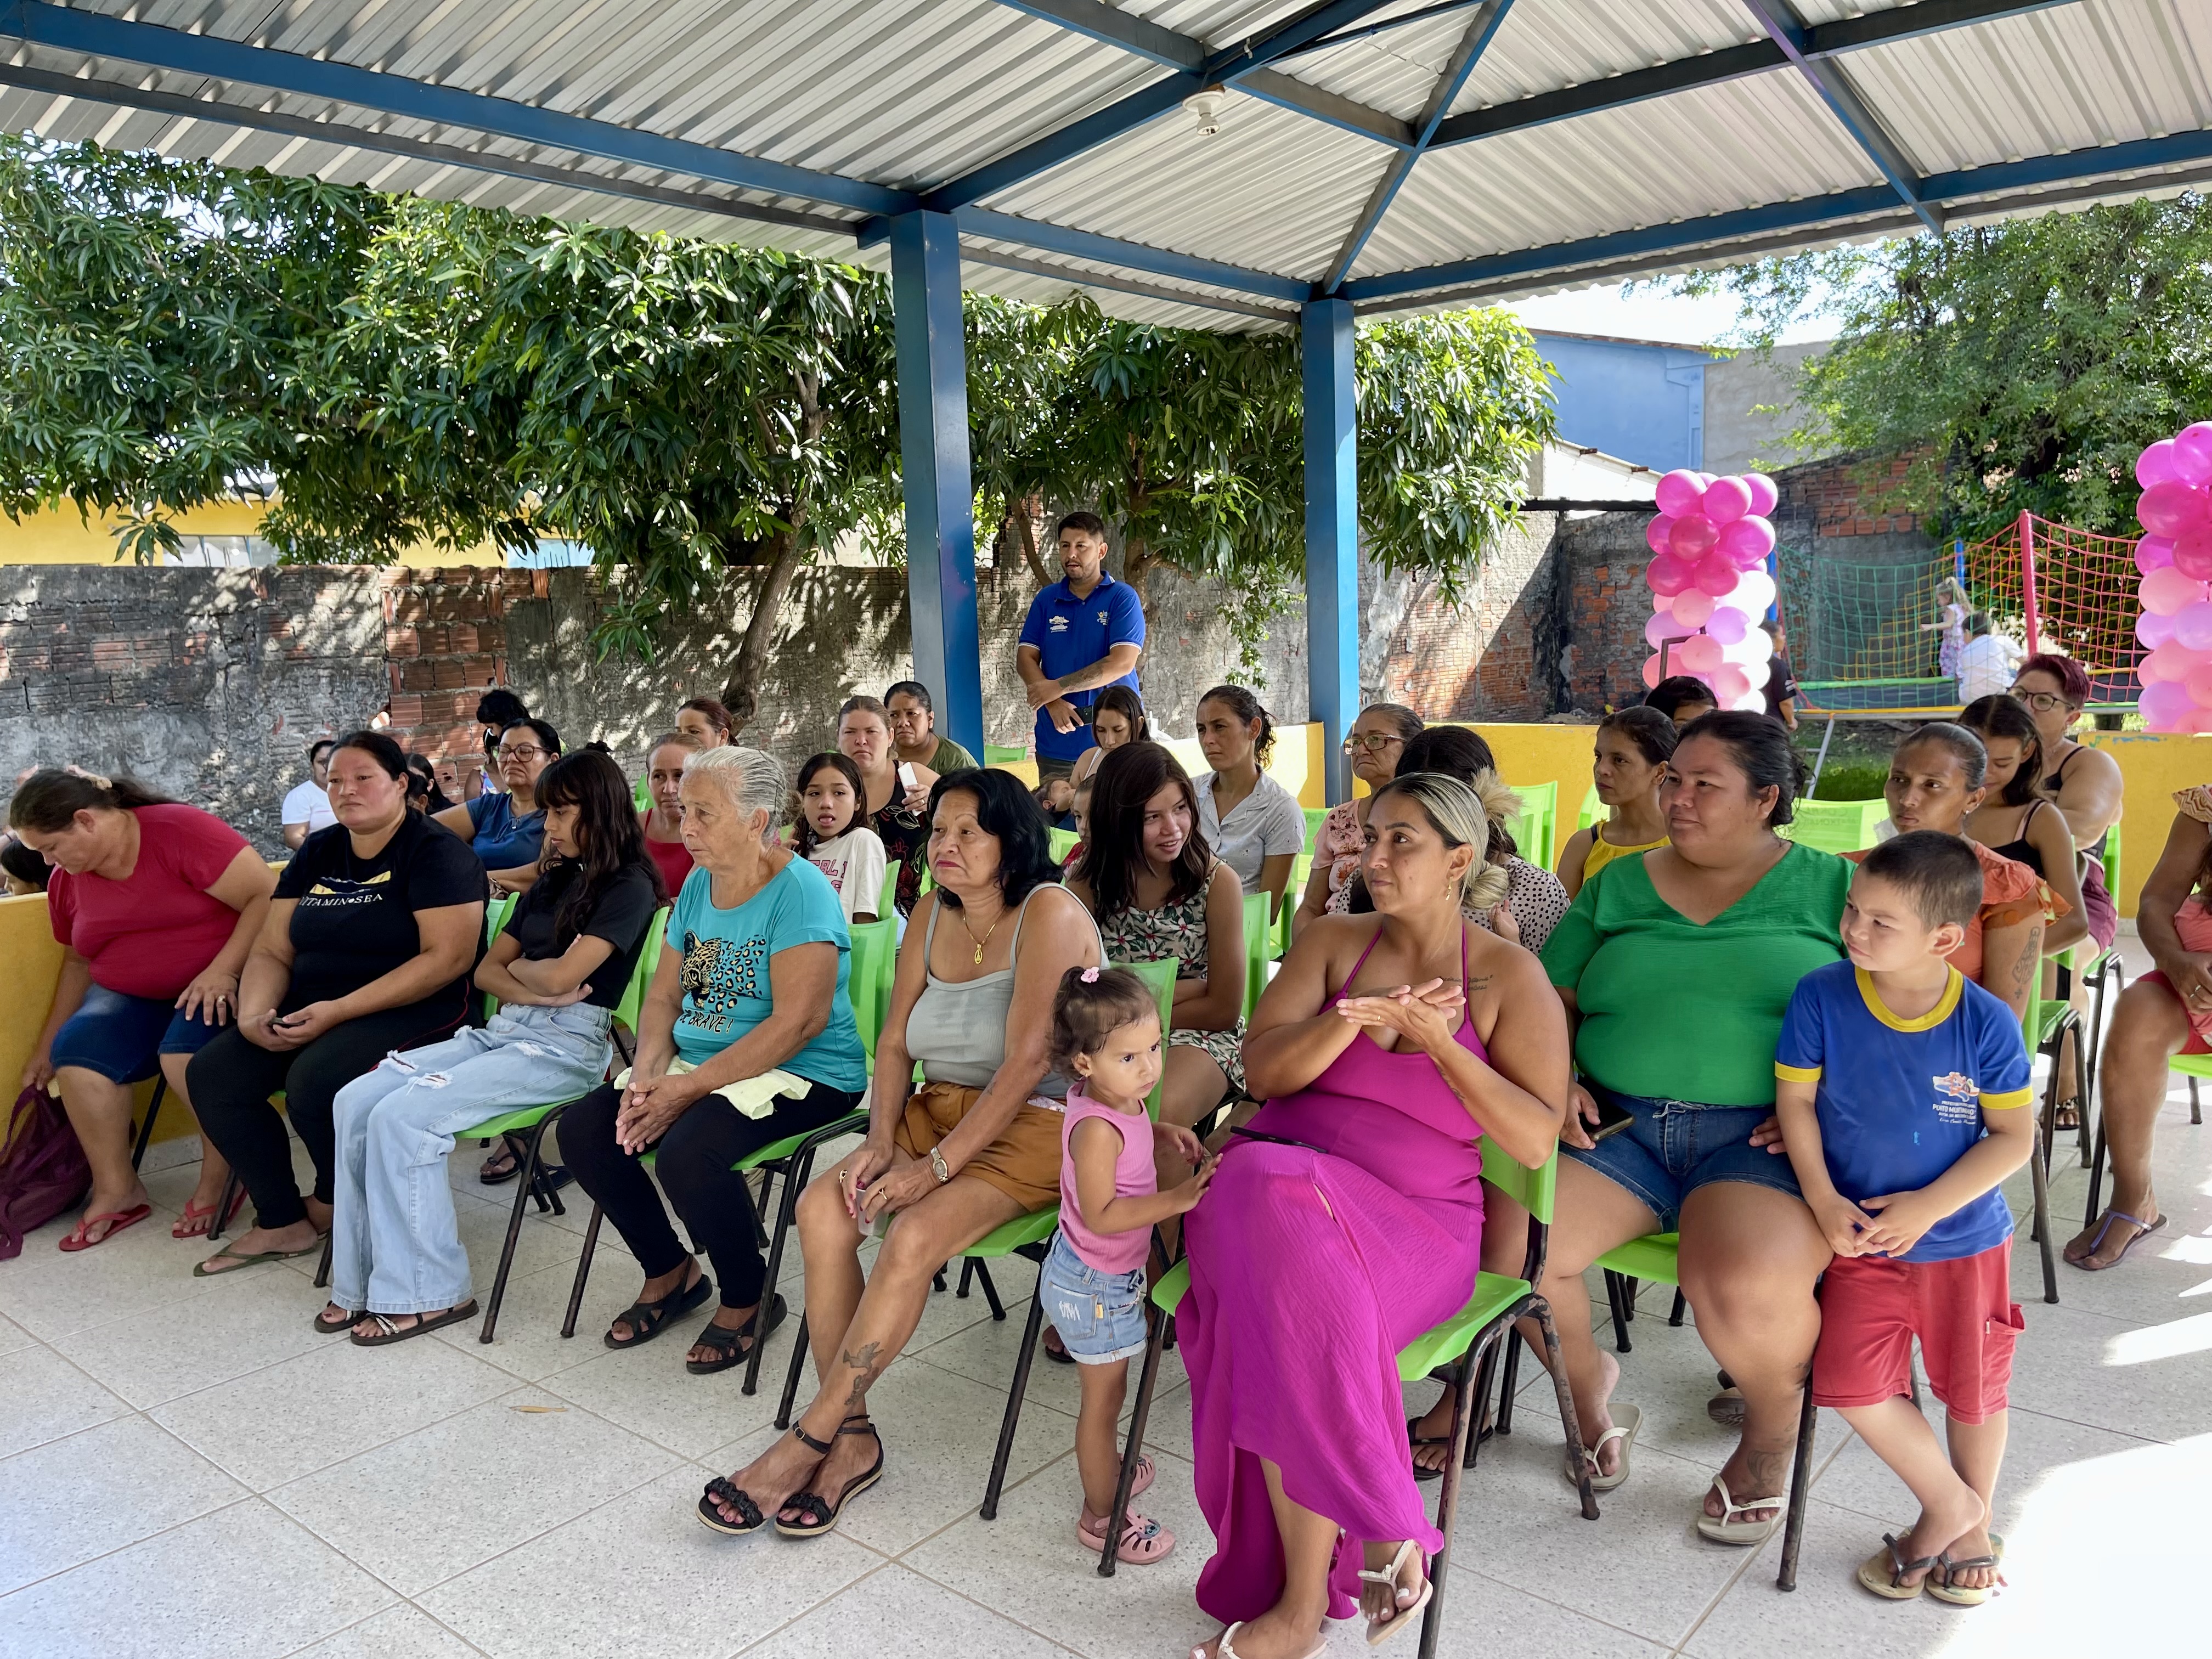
left=858, top=206, right=1311, bottom=303
left=1321, top=0, right=1515, bottom=293
left=1, top=0, right=910, bottom=217
left=888, top=211, right=985, bottom=760
left=1339, top=124, right=2212, bottom=303
left=1301, top=297, right=1359, bottom=805
left=1739, top=0, right=1944, bottom=234
left=930, top=0, right=1412, bottom=212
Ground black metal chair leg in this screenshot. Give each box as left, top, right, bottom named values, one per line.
left=776, top=1308, right=809, bottom=1430
left=1776, top=1381, right=1820, bottom=1590
left=2029, top=1086, right=2059, bottom=1306
left=744, top=1147, right=814, bottom=1396
left=131, top=1077, right=167, bottom=1170
left=1668, top=1288, right=1688, bottom=1327
left=980, top=1290, right=1047, bottom=1521
left=480, top=1116, right=556, bottom=1342
left=2085, top=1118, right=2107, bottom=1230
left=313, top=1235, right=332, bottom=1289
left=1417, top=1340, right=1482, bottom=1659
left=2193, top=1076, right=2203, bottom=1127
left=1621, top=1276, right=1638, bottom=1319
left=1534, top=1299, right=1598, bottom=1522
left=1099, top=1304, right=1169, bottom=1578
left=956, top=1257, right=975, bottom=1298
left=1603, top=1268, right=1633, bottom=1353
left=206, top=1170, right=241, bottom=1242
left=970, top=1258, right=1006, bottom=1321
left=933, top=1268, right=947, bottom=1293
left=561, top=1202, right=605, bottom=1339
left=1494, top=1327, right=1523, bottom=1438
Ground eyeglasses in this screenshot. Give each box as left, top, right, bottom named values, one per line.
left=1341, top=733, right=1406, bottom=754
left=496, top=744, right=548, bottom=763
left=2009, top=689, right=2070, bottom=713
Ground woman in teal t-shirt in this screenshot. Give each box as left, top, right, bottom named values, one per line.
left=1479, top=714, right=1844, bottom=1542
left=562, top=747, right=867, bottom=1375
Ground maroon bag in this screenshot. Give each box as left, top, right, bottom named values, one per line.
left=0, top=1084, right=92, bottom=1260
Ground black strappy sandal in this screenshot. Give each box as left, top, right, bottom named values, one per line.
left=603, top=1271, right=714, bottom=1350
left=776, top=1416, right=884, bottom=1539
left=685, top=1294, right=786, bottom=1375
left=312, top=1305, right=363, bottom=1336
left=696, top=1421, right=831, bottom=1536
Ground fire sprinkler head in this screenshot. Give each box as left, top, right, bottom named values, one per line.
left=1183, top=87, right=1227, bottom=137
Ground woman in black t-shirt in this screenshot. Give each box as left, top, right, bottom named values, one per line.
left=312, top=751, right=665, bottom=1341
left=189, top=732, right=486, bottom=1276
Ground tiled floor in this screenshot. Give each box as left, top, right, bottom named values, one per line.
left=4, top=941, right=2209, bottom=1658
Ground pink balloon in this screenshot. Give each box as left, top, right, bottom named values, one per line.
left=1713, top=664, right=1753, bottom=703
left=1702, top=476, right=1753, bottom=524
left=1742, top=473, right=1779, bottom=516
left=2141, top=565, right=2204, bottom=616
left=1646, top=552, right=1691, bottom=598
left=2138, top=535, right=2176, bottom=575
left=2137, top=439, right=2181, bottom=489
left=2183, top=662, right=2212, bottom=708
left=1692, top=555, right=1739, bottom=597
left=1706, top=607, right=1750, bottom=645
left=1678, top=634, right=1723, bottom=674
left=1671, top=588, right=1717, bottom=628
left=2140, top=479, right=2206, bottom=537
left=1646, top=515, right=1677, bottom=555
left=2142, top=679, right=2196, bottom=730
left=1641, top=653, right=1663, bottom=690
left=1644, top=611, right=1676, bottom=649
left=2174, top=529, right=2212, bottom=581
left=2178, top=423, right=2212, bottom=484
left=2142, top=641, right=2192, bottom=683
left=2138, top=608, right=2177, bottom=649
left=1733, top=569, right=1776, bottom=614
left=1655, top=469, right=1706, bottom=516
left=1669, top=514, right=1720, bottom=560
left=1718, top=515, right=1776, bottom=563
left=2174, top=599, right=2212, bottom=652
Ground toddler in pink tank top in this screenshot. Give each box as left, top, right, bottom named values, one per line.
left=1039, top=966, right=1216, bottom=1566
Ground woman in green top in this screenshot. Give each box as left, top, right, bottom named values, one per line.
left=1505, top=713, right=1846, bottom=1543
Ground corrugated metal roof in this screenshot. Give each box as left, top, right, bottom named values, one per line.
left=3, top=0, right=2208, bottom=334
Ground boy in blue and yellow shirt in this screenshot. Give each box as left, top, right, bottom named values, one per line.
left=1774, top=831, right=2034, bottom=1607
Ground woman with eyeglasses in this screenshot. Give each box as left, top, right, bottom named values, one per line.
left=433, top=718, right=560, bottom=897
left=2010, top=653, right=2123, bottom=954
left=1290, top=704, right=1422, bottom=941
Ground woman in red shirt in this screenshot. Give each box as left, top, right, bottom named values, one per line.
left=638, top=730, right=702, bottom=898
left=12, top=770, right=276, bottom=1250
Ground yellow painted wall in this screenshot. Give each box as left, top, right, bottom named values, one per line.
left=2083, top=731, right=2212, bottom=919
left=0, top=500, right=500, bottom=568
left=0, top=895, right=166, bottom=1141
left=1465, top=723, right=1602, bottom=867
left=990, top=723, right=1329, bottom=809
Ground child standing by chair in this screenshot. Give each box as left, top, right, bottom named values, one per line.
left=1773, top=831, right=2036, bottom=1606
left=1042, top=966, right=1215, bottom=1565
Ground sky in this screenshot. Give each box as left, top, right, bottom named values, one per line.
left=1503, top=280, right=1836, bottom=348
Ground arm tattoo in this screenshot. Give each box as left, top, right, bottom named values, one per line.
left=2008, top=922, right=2045, bottom=998
left=839, top=1340, right=887, bottom=1413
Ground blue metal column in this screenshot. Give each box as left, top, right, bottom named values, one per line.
left=888, top=210, right=984, bottom=760
left=1302, top=297, right=1358, bottom=804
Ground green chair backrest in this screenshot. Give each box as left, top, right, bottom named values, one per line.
left=1273, top=857, right=1309, bottom=957
left=1110, top=956, right=1179, bottom=1119
left=1777, top=797, right=1885, bottom=855
left=1504, top=780, right=1557, bottom=866
left=877, top=856, right=902, bottom=922
left=633, top=776, right=652, bottom=813
left=485, top=890, right=518, bottom=945
left=1302, top=805, right=1328, bottom=852
left=1047, top=826, right=1079, bottom=864
left=1242, top=890, right=1271, bottom=1020
left=611, top=907, right=672, bottom=1035
left=1577, top=784, right=1605, bottom=832
left=847, top=917, right=897, bottom=1061
left=983, top=743, right=1028, bottom=766
left=1477, top=1132, right=1557, bottom=1226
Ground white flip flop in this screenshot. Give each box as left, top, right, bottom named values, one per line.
left=1562, top=1401, right=1641, bottom=1493
left=1357, top=1538, right=1433, bottom=1647
left=1202, top=1622, right=1324, bottom=1659
left=1696, top=1472, right=1785, bottom=1544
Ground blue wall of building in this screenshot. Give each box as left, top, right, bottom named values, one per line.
left=1529, top=331, right=1716, bottom=475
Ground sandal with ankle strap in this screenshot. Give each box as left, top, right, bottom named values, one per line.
left=696, top=1421, right=830, bottom=1536
left=603, top=1271, right=714, bottom=1350
left=775, top=1416, right=884, bottom=1539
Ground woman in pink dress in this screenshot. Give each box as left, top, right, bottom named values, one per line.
left=1181, top=772, right=1570, bottom=1658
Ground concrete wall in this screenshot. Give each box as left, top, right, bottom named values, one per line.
left=1529, top=331, right=1717, bottom=473
left=1703, top=341, right=1830, bottom=477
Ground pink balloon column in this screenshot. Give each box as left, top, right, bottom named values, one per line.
left=1641, top=470, right=1779, bottom=709
left=2135, top=422, right=2212, bottom=732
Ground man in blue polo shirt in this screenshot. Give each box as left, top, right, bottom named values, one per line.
left=1015, top=511, right=1146, bottom=780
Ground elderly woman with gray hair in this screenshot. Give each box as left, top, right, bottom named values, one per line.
left=562, top=747, right=871, bottom=1374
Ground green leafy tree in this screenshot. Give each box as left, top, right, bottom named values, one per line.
left=1669, top=197, right=2212, bottom=539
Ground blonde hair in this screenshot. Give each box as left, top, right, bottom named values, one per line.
left=683, top=746, right=787, bottom=838
left=1373, top=771, right=1513, bottom=915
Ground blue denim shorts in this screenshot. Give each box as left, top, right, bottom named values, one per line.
left=1040, top=1232, right=1149, bottom=1365
left=1562, top=1085, right=1802, bottom=1232
left=49, top=982, right=225, bottom=1084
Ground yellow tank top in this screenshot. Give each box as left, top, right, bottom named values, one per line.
left=1582, top=830, right=1668, bottom=883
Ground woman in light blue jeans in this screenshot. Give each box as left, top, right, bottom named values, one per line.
left=321, top=750, right=666, bottom=1345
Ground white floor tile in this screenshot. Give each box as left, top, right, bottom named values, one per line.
left=0, top=1216, right=250, bottom=1342
left=740, top=1562, right=1075, bottom=1659
left=0, top=1499, right=392, bottom=1659
left=0, top=1344, right=130, bottom=1459
left=418, top=1463, right=875, bottom=1659
left=539, top=1313, right=793, bottom=1460
left=153, top=1328, right=517, bottom=1490
left=287, top=1604, right=488, bottom=1658
left=268, top=1387, right=680, bottom=1595
left=426, top=1255, right=637, bottom=1383
left=49, top=1258, right=337, bottom=1408
left=0, top=1414, right=246, bottom=1595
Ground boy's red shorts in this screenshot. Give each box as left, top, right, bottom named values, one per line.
left=1811, top=1239, right=2023, bottom=1425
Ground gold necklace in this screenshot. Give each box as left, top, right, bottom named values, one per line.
left=956, top=902, right=1005, bottom=966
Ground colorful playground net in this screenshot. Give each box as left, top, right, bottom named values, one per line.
left=1778, top=513, right=2143, bottom=712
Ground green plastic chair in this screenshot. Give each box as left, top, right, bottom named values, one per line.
left=1577, top=785, right=1605, bottom=832
left=1504, top=780, right=1558, bottom=867
left=1775, top=798, right=1885, bottom=855
left=464, top=905, right=669, bottom=1342
left=983, top=744, right=1028, bottom=766
left=1594, top=1231, right=1684, bottom=1353
left=1046, top=826, right=1079, bottom=864
left=845, top=917, right=898, bottom=1063
left=1098, top=1135, right=1597, bottom=1617
left=1273, top=856, right=1309, bottom=957
left=632, top=775, right=652, bottom=813
left=1302, top=804, right=1328, bottom=851
left=1243, top=890, right=1272, bottom=1020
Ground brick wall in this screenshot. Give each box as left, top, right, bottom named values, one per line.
left=1775, top=449, right=1927, bottom=541
left=1368, top=516, right=1559, bottom=721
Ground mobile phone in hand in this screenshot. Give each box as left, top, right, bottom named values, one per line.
left=1589, top=1092, right=1636, bottom=1141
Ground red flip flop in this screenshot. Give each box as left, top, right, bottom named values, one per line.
left=172, top=1187, right=247, bottom=1240
left=59, top=1205, right=153, bottom=1252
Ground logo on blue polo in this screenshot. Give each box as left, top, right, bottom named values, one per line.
left=1048, top=615, right=1069, bottom=633
left=1930, top=1070, right=1979, bottom=1125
